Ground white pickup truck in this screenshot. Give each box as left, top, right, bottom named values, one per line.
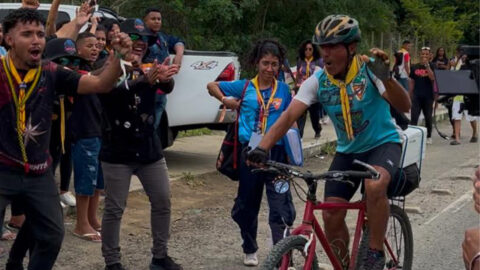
left=161, top=51, right=240, bottom=147
left=0, top=3, right=241, bottom=148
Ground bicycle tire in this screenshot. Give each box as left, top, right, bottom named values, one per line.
left=355, top=205, right=413, bottom=270
left=261, top=235, right=320, bottom=270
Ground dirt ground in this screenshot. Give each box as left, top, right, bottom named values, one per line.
left=0, top=157, right=332, bottom=270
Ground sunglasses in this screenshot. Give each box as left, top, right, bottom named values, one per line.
left=305, top=47, right=313, bottom=51
left=129, top=34, right=149, bottom=43
left=57, top=57, right=81, bottom=67
left=421, top=46, right=431, bottom=51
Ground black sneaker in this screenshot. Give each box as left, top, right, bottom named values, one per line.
left=314, top=132, right=321, bottom=139
left=105, top=263, right=126, bottom=270
left=150, top=256, right=183, bottom=270
left=358, top=248, right=385, bottom=270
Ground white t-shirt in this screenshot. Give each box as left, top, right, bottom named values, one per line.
left=294, top=70, right=386, bottom=106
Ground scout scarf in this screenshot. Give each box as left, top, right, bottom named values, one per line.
left=325, top=55, right=362, bottom=141
left=251, top=75, right=278, bottom=134
left=2, top=55, right=42, bottom=172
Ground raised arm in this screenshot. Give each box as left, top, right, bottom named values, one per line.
left=77, top=32, right=132, bottom=94
left=55, top=2, right=92, bottom=40
left=363, top=48, right=411, bottom=113
left=45, top=0, right=61, bottom=36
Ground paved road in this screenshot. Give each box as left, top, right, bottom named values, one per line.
left=406, top=119, right=480, bottom=270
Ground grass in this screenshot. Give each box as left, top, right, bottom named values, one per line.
left=182, top=172, right=205, bottom=188
left=176, top=128, right=213, bottom=138
left=320, top=141, right=337, bottom=156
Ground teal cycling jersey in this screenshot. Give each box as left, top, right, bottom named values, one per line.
left=295, top=64, right=401, bottom=154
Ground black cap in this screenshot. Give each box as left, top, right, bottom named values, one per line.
left=44, top=38, right=85, bottom=62
left=120, top=18, right=153, bottom=36
left=120, top=18, right=155, bottom=44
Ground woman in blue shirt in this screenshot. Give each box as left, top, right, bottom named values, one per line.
left=207, top=39, right=295, bottom=267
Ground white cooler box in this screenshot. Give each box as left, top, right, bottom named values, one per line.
left=399, top=126, right=427, bottom=169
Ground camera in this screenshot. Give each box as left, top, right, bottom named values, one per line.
left=434, top=45, right=479, bottom=116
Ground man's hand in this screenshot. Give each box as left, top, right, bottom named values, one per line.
left=22, top=0, right=39, bottom=9
left=75, top=2, right=93, bottom=28
left=463, top=227, right=480, bottom=270
left=110, top=32, right=132, bottom=60
left=246, top=147, right=268, bottom=167
left=156, top=58, right=179, bottom=82
left=222, top=98, right=240, bottom=110
left=361, top=48, right=390, bottom=82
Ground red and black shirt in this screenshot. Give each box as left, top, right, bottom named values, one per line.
left=0, top=61, right=81, bottom=174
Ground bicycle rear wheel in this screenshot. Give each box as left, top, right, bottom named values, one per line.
left=261, top=235, right=320, bottom=270
left=355, top=204, right=413, bottom=270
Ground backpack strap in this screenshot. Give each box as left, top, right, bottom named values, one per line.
left=233, top=80, right=250, bottom=169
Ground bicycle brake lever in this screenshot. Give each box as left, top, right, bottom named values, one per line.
left=352, top=159, right=380, bottom=179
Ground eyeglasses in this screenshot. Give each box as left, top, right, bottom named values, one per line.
left=57, top=57, right=81, bottom=67
left=421, top=46, right=431, bottom=51
left=129, top=34, right=149, bottom=43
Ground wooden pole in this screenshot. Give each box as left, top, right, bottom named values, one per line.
left=380, top=32, right=384, bottom=50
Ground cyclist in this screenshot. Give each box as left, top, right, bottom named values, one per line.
left=247, top=15, right=411, bottom=270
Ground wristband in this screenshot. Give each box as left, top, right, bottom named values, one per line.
left=221, top=96, right=227, bottom=104
left=470, top=252, right=480, bottom=270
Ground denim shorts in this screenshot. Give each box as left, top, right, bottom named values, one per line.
left=72, top=137, right=104, bottom=196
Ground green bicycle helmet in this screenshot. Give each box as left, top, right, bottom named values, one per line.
left=313, top=15, right=361, bottom=45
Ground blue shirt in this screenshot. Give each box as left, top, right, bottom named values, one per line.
left=219, top=79, right=292, bottom=145
left=0, top=46, right=6, bottom=56
left=144, top=31, right=185, bottom=63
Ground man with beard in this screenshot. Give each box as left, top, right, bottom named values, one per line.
left=100, top=18, right=181, bottom=270
left=0, top=8, right=131, bottom=270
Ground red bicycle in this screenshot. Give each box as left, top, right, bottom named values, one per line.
left=257, top=160, right=413, bottom=270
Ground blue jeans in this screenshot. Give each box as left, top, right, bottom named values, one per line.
left=72, top=137, right=104, bottom=196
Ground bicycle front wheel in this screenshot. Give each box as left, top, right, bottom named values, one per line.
left=384, top=204, right=413, bottom=270
left=261, top=235, right=320, bottom=270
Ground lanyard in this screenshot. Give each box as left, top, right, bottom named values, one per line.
left=251, top=75, right=278, bottom=134
left=1, top=56, right=42, bottom=172
left=305, top=57, right=313, bottom=78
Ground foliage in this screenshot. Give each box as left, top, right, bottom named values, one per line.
left=8, top=0, right=475, bottom=70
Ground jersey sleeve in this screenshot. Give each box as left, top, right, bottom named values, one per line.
left=293, top=73, right=319, bottom=106
left=54, top=65, right=81, bottom=96
left=218, top=79, right=248, bottom=99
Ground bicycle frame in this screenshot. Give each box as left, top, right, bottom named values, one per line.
left=279, top=198, right=400, bottom=270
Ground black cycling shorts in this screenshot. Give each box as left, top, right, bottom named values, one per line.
left=324, top=142, right=402, bottom=201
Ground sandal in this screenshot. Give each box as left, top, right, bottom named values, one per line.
left=72, top=231, right=101, bottom=243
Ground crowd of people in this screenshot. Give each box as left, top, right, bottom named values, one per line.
left=392, top=40, right=478, bottom=145
left=0, top=1, right=477, bottom=270
left=0, top=1, right=184, bottom=270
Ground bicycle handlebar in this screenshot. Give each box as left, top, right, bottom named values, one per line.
left=253, top=159, right=380, bottom=183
